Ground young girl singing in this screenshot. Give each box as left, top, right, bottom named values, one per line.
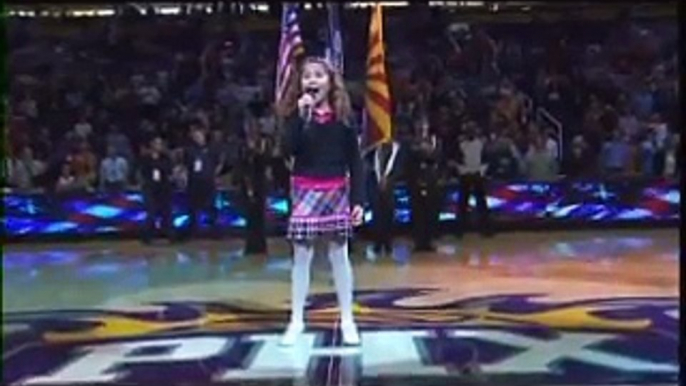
left=278, top=57, right=365, bottom=346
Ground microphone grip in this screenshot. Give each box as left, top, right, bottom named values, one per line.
left=300, top=90, right=316, bottom=127
left=303, top=104, right=313, bottom=128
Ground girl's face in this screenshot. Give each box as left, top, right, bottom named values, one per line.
left=301, top=61, right=331, bottom=106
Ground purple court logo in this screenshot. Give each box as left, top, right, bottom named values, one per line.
left=2, top=289, right=678, bottom=385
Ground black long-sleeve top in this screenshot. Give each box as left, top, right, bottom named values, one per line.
left=139, top=153, right=173, bottom=194
left=281, top=114, right=366, bottom=206
left=184, top=144, right=219, bottom=186
left=407, top=138, right=442, bottom=186
left=238, top=139, right=268, bottom=196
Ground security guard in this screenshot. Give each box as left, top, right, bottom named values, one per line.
left=184, top=123, right=221, bottom=239
left=140, top=135, right=174, bottom=244
left=408, top=131, right=442, bottom=252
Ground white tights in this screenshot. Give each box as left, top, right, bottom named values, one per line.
left=288, top=237, right=355, bottom=326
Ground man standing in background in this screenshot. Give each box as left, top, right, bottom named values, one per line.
left=239, top=123, right=268, bottom=255
left=367, top=137, right=405, bottom=257
left=140, top=136, right=174, bottom=244
left=455, top=122, right=492, bottom=237
left=184, top=123, right=221, bottom=239
left=407, top=122, right=442, bottom=252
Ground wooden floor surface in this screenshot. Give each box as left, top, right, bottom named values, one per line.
left=2, top=229, right=679, bottom=386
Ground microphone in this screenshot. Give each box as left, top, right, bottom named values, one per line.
left=303, top=87, right=317, bottom=123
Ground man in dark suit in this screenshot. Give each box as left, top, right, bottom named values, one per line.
left=184, top=123, right=222, bottom=239
left=239, top=132, right=269, bottom=255
left=407, top=131, right=442, bottom=252
left=140, top=135, right=174, bottom=244
left=367, top=139, right=405, bottom=256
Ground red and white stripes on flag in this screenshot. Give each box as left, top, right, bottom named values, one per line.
left=275, top=3, right=305, bottom=105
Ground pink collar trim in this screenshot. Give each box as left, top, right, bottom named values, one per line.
left=312, top=106, right=335, bottom=124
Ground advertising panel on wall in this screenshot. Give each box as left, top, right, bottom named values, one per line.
left=2, top=179, right=679, bottom=240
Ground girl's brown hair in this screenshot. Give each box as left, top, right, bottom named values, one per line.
left=276, top=57, right=353, bottom=125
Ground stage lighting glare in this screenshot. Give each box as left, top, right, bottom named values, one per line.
left=159, top=7, right=181, bottom=15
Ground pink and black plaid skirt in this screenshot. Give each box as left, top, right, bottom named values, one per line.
left=287, top=176, right=352, bottom=241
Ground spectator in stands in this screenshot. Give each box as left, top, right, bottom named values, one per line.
left=70, top=141, right=98, bottom=190
left=632, top=80, right=655, bottom=120
left=106, top=124, right=132, bottom=161
left=8, top=115, right=30, bottom=154
left=624, top=137, right=640, bottom=177
left=19, top=92, right=39, bottom=121
left=601, top=130, right=630, bottom=176
left=8, top=146, right=45, bottom=190
left=483, top=131, right=518, bottom=180
left=55, top=163, right=82, bottom=193
left=544, top=129, right=560, bottom=160
left=4, top=8, right=680, bottom=206
left=663, top=134, right=678, bottom=178
left=645, top=113, right=669, bottom=176
left=636, top=130, right=656, bottom=177
left=564, top=135, right=595, bottom=178
left=525, top=133, right=558, bottom=181
left=137, top=77, right=162, bottom=120
left=536, top=71, right=573, bottom=123
left=581, top=95, right=606, bottom=155
left=32, top=127, right=52, bottom=162
left=65, top=84, right=85, bottom=112
left=617, top=104, right=640, bottom=140
left=73, top=113, right=93, bottom=140
left=99, top=145, right=129, bottom=192
left=600, top=99, right=620, bottom=134
left=492, top=80, right=523, bottom=132
left=648, top=113, right=669, bottom=150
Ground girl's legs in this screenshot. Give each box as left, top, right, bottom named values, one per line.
left=281, top=240, right=315, bottom=345
left=327, top=237, right=360, bottom=345
left=281, top=237, right=359, bottom=346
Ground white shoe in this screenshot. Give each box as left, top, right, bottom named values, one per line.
left=341, top=322, right=360, bottom=345
left=280, top=322, right=305, bottom=346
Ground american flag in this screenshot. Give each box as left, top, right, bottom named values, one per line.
left=275, top=3, right=304, bottom=106
left=324, top=3, right=344, bottom=73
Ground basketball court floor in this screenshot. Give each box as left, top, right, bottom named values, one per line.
left=2, top=229, right=679, bottom=386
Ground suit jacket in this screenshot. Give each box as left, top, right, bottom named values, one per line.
left=365, top=141, right=406, bottom=194
left=407, top=136, right=441, bottom=187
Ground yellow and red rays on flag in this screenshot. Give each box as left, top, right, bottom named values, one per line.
left=362, top=4, right=392, bottom=152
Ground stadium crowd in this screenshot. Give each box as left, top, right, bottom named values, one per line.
left=4, top=6, right=680, bottom=194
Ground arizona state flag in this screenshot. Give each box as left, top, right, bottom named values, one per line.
left=362, top=4, right=392, bottom=152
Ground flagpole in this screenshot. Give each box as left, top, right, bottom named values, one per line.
left=275, top=3, right=304, bottom=170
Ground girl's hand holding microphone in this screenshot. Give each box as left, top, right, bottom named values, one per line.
left=298, top=92, right=315, bottom=121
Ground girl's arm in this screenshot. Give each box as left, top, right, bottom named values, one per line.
left=281, top=114, right=306, bottom=157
